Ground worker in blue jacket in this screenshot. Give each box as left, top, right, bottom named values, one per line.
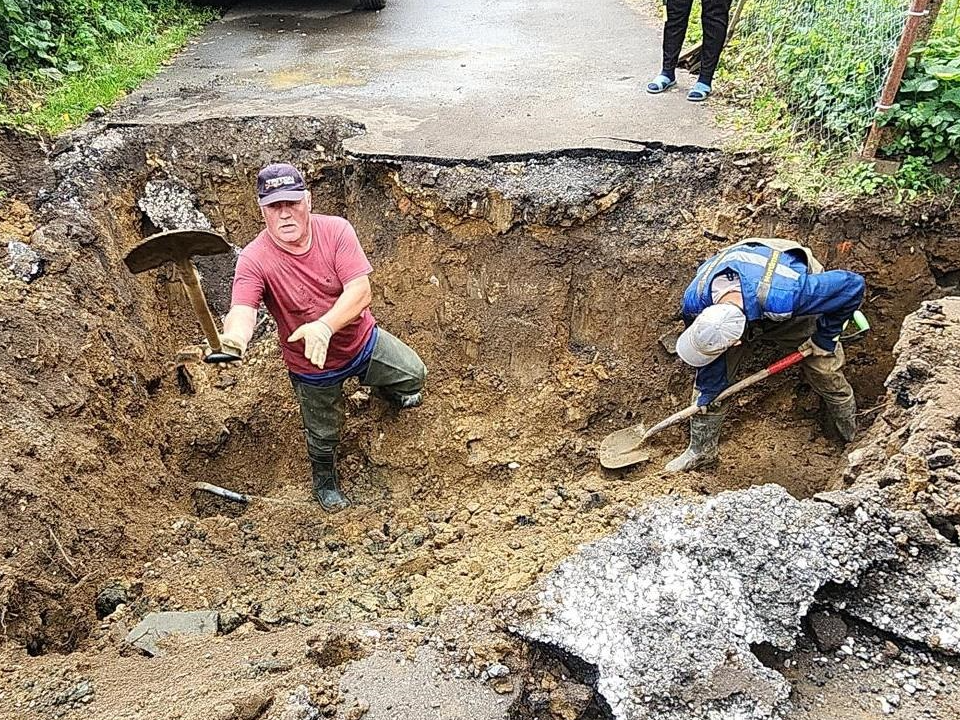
left=668, top=238, right=865, bottom=472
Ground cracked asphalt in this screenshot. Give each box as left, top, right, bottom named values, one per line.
left=114, top=0, right=725, bottom=157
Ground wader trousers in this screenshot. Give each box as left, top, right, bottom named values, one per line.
left=290, top=329, right=427, bottom=461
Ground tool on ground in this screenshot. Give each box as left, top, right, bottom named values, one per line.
left=600, top=346, right=813, bottom=469
left=123, top=229, right=240, bottom=364
left=192, top=481, right=313, bottom=508
left=678, top=0, right=749, bottom=72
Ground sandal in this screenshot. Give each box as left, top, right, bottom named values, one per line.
left=646, top=74, right=676, bottom=94
left=687, top=81, right=712, bottom=102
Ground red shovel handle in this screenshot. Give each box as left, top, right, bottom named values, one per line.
left=641, top=347, right=813, bottom=442
left=767, top=350, right=807, bottom=376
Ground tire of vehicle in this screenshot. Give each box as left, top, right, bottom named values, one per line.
left=356, top=0, right=386, bottom=10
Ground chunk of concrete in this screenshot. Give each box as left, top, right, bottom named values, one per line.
left=125, top=610, right=219, bottom=657
left=842, top=544, right=960, bottom=655
left=137, top=179, right=212, bottom=232
left=339, top=648, right=515, bottom=720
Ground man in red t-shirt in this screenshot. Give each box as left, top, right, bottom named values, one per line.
left=210, top=163, right=426, bottom=512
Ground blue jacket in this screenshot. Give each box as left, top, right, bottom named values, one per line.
left=682, top=243, right=865, bottom=406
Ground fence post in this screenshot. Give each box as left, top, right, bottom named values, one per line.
left=860, top=0, right=931, bottom=160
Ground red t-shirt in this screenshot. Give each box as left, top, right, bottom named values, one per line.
left=231, top=214, right=376, bottom=374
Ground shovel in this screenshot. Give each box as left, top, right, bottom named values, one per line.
left=124, top=229, right=240, bottom=364
left=599, top=346, right=813, bottom=469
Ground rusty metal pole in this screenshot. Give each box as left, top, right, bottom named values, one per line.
left=860, top=0, right=931, bottom=160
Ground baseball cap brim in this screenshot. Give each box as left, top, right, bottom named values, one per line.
left=258, top=189, right=306, bottom=206
left=676, top=326, right=718, bottom=367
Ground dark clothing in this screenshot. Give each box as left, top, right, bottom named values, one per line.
left=661, top=0, right=733, bottom=85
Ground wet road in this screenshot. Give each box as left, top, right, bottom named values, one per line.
left=115, top=0, right=724, bottom=157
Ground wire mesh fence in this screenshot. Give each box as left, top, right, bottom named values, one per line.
left=724, top=0, right=910, bottom=146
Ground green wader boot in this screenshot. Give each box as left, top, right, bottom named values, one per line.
left=665, top=413, right=724, bottom=473
left=311, top=450, right=350, bottom=512
left=824, top=396, right=857, bottom=443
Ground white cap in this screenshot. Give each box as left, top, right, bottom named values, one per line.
left=676, top=304, right=746, bottom=367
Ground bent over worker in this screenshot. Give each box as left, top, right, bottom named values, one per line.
left=668, top=238, right=865, bottom=473
left=210, top=163, right=426, bottom=511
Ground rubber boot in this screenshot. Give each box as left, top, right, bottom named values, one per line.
left=311, top=452, right=350, bottom=512
left=395, top=391, right=423, bottom=409
left=664, top=413, right=723, bottom=473
left=825, top=397, right=857, bottom=443
left=374, top=389, right=423, bottom=409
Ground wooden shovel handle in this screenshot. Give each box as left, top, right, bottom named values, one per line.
left=174, top=258, right=222, bottom=351
left=641, top=347, right=812, bottom=442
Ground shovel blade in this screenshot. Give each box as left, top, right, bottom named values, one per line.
left=599, top=423, right=651, bottom=469
left=124, top=229, right=232, bottom=274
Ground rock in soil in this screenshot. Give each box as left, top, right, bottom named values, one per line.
left=6, top=239, right=43, bottom=282
left=95, top=583, right=128, bottom=620
left=125, top=610, right=219, bottom=657
left=806, top=610, right=848, bottom=652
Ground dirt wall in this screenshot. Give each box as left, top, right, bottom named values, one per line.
left=1, top=118, right=958, bottom=656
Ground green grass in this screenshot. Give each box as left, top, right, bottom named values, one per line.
left=710, top=0, right=960, bottom=206
left=0, top=7, right=213, bottom=135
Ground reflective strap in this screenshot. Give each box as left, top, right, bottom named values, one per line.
left=721, top=250, right=800, bottom=280
left=756, top=250, right=781, bottom=309
left=696, top=249, right=732, bottom=297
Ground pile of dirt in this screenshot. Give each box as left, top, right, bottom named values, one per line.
left=0, top=116, right=958, bottom=719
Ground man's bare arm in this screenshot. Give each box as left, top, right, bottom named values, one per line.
left=319, top=275, right=372, bottom=332
left=222, top=305, right=258, bottom=349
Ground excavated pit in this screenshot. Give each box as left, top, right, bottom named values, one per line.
left=1, top=117, right=959, bottom=713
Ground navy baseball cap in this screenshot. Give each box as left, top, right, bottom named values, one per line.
left=256, top=163, right=307, bottom=206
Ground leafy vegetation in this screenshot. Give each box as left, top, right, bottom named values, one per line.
left=714, top=0, right=959, bottom=204
left=881, top=4, right=960, bottom=163
left=0, top=0, right=215, bottom=134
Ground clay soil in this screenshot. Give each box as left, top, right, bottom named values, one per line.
left=1, top=118, right=958, bottom=719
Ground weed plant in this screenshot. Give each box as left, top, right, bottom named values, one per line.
left=717, top=0, right=959, bottom=204
left=1, top=0, right=215, bottom=133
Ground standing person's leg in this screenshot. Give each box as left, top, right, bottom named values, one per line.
left=362, top=329, right=427, bottom=407
left=763, top=318, right=858, bottom=441
left=648, top=0, right=694, bottom=93
left=290, top=377, right=351, bottom=511
left=666, top=341, right=749, bottom=472
left=688, top=0, right=733, bottom=101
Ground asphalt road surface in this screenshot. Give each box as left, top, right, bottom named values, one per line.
left=115, top=0, right=724, bottom=157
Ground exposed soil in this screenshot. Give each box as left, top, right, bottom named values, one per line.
left=0, top=117, right=958, bottom=719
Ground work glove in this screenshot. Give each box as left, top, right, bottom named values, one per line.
left=799, top=338, right=833, bottom=357
left=202, top=333, right=246, bottom=366
left=288, top=319, right=333, bottom=369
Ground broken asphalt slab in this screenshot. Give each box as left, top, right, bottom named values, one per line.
left=518, top=483, right=960, bottom=720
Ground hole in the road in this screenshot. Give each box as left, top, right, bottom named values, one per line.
left=2, top=117, right=951, bottom=656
